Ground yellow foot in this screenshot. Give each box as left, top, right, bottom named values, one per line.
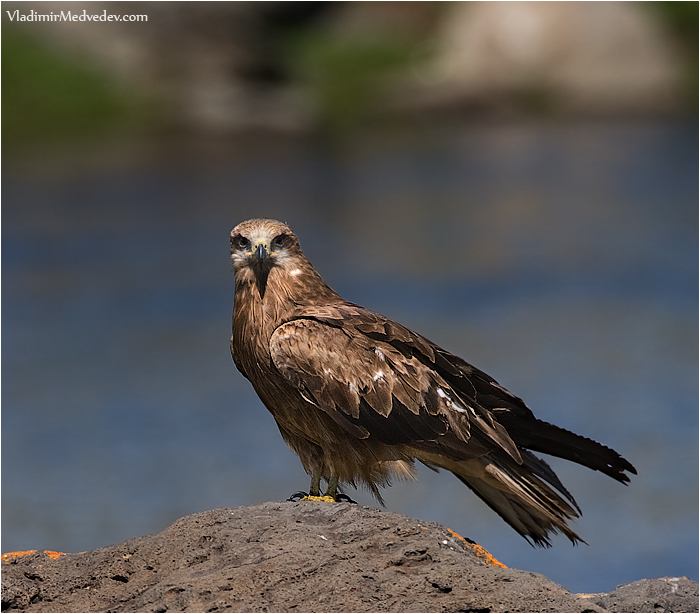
left=287, top=490, right=357, bottom=503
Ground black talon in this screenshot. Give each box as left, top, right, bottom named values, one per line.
left=335, top=493, right=357, bottom=504
left=287, top=491, right=308, bottom=502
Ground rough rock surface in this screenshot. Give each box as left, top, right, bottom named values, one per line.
left=589, top=576, right=698, bottom=613
left=2, top=502, right=697, bottom=613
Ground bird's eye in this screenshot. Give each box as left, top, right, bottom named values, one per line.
left=271, top=233, right=292, bottom=251
left=231, top=234, right=252, bottom=252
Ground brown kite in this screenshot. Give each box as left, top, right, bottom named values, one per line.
left=230, top=218, right=636, bottom=546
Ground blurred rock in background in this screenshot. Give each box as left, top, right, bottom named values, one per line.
left=403, top=1, right=685, bottom=116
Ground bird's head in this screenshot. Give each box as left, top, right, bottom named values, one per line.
left=230, top=218, right=301, bottom=270
left=230, top=218, right=304, bottom=299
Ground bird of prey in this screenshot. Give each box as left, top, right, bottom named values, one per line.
left=230, top=218, right=636, bottom=546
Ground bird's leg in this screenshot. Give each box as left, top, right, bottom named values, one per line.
left=324, top=474, right=339, bottom=498
left=325, top=475, right=357, bottom=504
left=309, top=473, right=322, bottom=497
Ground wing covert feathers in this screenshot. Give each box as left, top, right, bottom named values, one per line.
left=268, top=305, right=635, bottom=546
left=270, top=318, right=450, bottom=445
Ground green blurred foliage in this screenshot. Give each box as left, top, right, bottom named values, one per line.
left=645, top=1, right=698, bottom=108
left=648, top=1, right=698, bottom=41
left=2, top=29, right=149, bottom=147
left=289, top=31, right=423, bottom=130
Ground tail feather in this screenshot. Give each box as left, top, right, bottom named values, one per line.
left=454, top=454, right=585, bottom=547
left=493, top=413, right=637, bottom=484
left=519, top=449, right=581, bottom=514
left=455, top=473, right=582, bottom=548
left=414, top=448, right=585, bottom=547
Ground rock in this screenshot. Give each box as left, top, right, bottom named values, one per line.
left=586, top=576, right=699, bottom=613
left=404, top=1, right=683, bottom=116
left=1, top=502, right=697, bottom=613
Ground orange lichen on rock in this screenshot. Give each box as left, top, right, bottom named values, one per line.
left=2, top=550, right=38, bottom=562
left=43, top=551, right=68, bottom=559
left=446, top=528, right=507, bottom=568
left=2, top=550, right=67, bottom=563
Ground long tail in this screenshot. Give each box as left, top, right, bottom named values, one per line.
left=492, top=413, right=637, bottom=484
left=415, top=448, right=586, bottom=547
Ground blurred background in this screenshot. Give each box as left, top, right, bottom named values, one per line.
left=2, top=1, right=697, bottom=594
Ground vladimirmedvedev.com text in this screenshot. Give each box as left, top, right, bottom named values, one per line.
left=6, top=9, right=148, bottom=22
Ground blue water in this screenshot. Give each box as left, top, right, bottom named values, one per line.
left=2, top=120, right=697, bottom=593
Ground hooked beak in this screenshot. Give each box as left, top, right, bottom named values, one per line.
left=254, top=242, right=268, bottom=263
left=251, top=242, right=271, bottom=299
